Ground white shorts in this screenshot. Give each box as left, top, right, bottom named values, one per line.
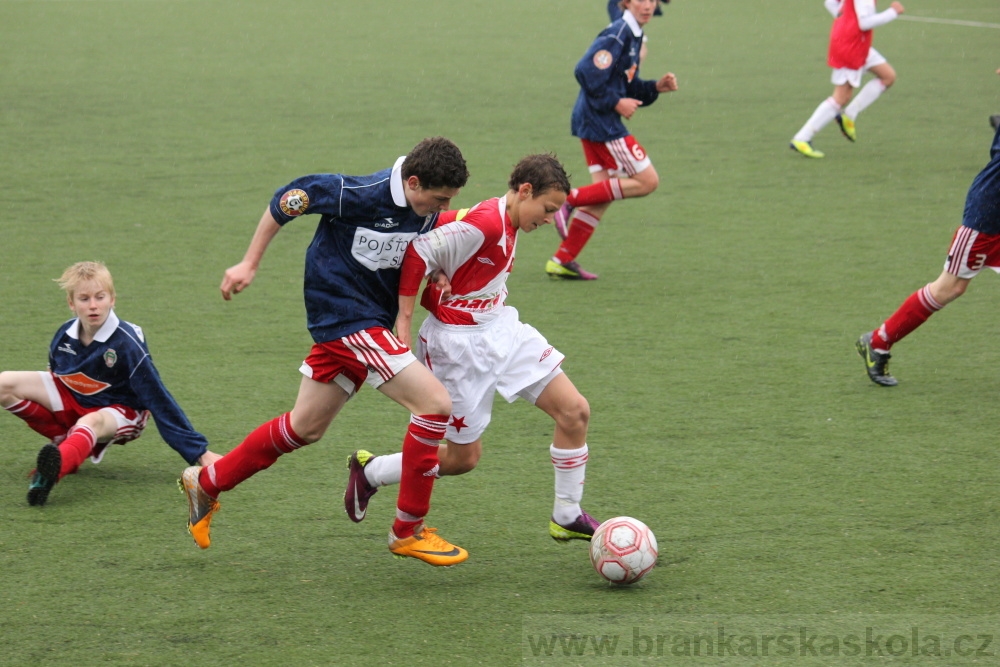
left=831, top=47, right=887, bottom=88
left=416, top=306, right=565, bottom=444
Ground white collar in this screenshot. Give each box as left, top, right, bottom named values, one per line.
left=390, top=155, right=408, bottom=208
left=496, top=195, right=517, bottom=253
left=623, top=10, right=643, bottom=37
left=66, top=310, right=119, bottom=343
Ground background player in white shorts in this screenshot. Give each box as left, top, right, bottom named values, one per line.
left=344, top=154, right=604, bottom=542
left=791, top=0, right=904, bottom=158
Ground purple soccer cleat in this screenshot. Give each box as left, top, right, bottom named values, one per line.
left=549, top=511, right=601, bottom=542
left=344, top=449, right=379, bottom=523
left=545, top=259, right=598, bottom=281
left=553, top=202, right=574, bottom=240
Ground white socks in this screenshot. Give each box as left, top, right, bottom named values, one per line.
left=551, top=444, right=589, bottom=525
left=364, top=444, right=591, bottom=527
left=844, top=79, right=887, bottom=120
left=364, top=452, right=402, bottom=487
left=794, top=97, right=841, bottom=143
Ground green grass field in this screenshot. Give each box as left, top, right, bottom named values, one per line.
left=1, top=1, right=999, bottom=664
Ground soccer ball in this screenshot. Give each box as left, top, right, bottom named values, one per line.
left=589, top=516, right=658, bottom=585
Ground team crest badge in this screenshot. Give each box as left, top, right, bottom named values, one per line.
left=593, top=50, right=613, bottom=70
left=279, top=189, right=310, bottom=216
left=103, top=349, right=118, bottom=368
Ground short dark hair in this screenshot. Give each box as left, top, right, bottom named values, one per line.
left=402, top=137, right=470, bottom=190
left=508, top=153, right=571, bottom=196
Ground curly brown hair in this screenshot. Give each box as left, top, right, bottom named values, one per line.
left=402, top=137, right=470, bottom=190
left=507, top=154, right=571, bottom=196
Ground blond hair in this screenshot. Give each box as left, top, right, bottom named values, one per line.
left=57, top=261, right=116, bottom=299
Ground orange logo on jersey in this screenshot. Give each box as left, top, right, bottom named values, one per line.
left=57, top=373, right=111, bottom=396
left=593, top=50, right=613, bottom=70
left=625, top=63, right=637, bottom=83
left=279, top=189, right=310, bottom=216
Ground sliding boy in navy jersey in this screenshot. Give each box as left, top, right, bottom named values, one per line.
left=0, top=262, right=220, bottom=506
left=856, top=123, right=1000, bottom=385
left=181, top=137, right=470, bottom=566
left=547, top=0, right=678, bottom=281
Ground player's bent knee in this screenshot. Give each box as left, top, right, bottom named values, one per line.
left=287, top=418, right=326, bottom=445
left=558, top=395, right=591, bottom=433
left=443, top=457, right=479, bottom=476
left=0, top=372, right=14, bottom=403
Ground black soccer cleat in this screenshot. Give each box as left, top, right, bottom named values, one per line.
left=855, top=332, right=898, bottom=387
left=27, top=443, right=62, bottom=506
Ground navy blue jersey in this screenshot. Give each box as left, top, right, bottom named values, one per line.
left=48, top=312, right=209, bottom=465
left=571, top=11, right=661, bottom=142
left=962, top=124, right=1000, bottom=235
left=268, top=157, right=438, bottom=343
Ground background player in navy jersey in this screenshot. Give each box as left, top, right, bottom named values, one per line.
left=607, top=0, right=664, bottom=21
left=856, top=124, right=1000, bottom=386
left=180, top=137, right=471, bottom=567
left=344, top=154, right=603, bottom=543
left=607, top=0, right=666, bottom=65
left=548, top=0, right=678, bottom=281
left=0, top=261, right=220, bottom=506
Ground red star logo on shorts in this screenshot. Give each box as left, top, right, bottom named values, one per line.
left=449, top=415, right=468, bottom=432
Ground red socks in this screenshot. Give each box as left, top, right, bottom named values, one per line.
left=57, top=425, right=96, bottom=478
left=873, top=285, right=944, bottom=350
left=567, top=179, right=623, bottom=208
left=200, top=413, right=307, bottom=498
left=554, top=209, right=599, bottom=265
left=393, top=414, right=447, bottom=538
left=4, top=399, right=65, bottom=440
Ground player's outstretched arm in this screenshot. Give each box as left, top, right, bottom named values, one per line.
left=220, top=208, right=282, bottom=300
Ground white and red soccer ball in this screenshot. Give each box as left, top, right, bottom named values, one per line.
left=589, top=516, right=658, bottom=585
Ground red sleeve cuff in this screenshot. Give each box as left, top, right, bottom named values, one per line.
left=398, top=245, right=427, bottom=296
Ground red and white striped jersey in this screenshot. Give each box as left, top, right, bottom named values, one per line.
left=399, top=197, right=516, bottom=326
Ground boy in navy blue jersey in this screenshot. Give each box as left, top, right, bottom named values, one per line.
left=607, top=0, right=663, bottom=20
left=607, top=0, right=665, bottom=65
left=0, top=262, right=220, bottom=506
left=548, top=0, right=678, bottom=281
left=856, top=123, right=1000, bottom=386
left=181, top=137, right=471, bottom=567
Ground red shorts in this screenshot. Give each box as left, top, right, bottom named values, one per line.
left=944, top=226, right=1000, bottom=279
left=581, top=135, right=651, bottom=177
left=40, top=371, right=149, bottom=444
left=300, top=326, right=417, bottom=395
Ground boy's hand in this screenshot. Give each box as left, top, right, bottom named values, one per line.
left=615, top=98, right=643, bottom=119
left=656, top=73, right=678, bottom=93
left=220, top=261, right=256, bottom=300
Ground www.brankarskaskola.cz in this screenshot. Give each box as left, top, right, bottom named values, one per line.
left=526, top=626, right=995, bottom=659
